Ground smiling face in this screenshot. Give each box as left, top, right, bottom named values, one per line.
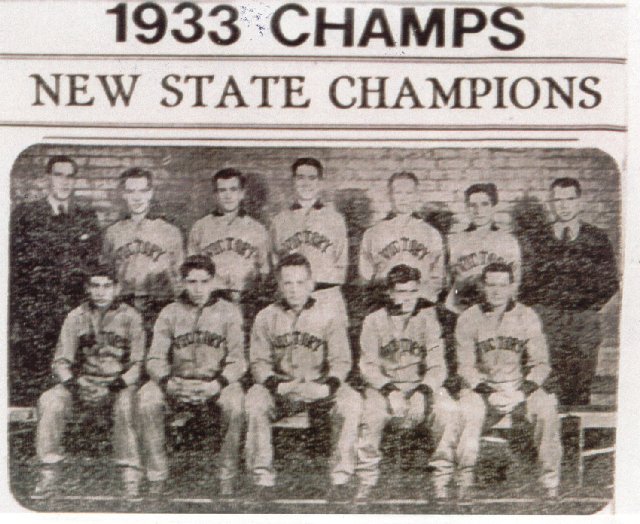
left=123, top=176, right=153, bottom=217
left=49, top=161, right=76, bottom=202
left=483, top=270, right=514, bottom=308
left=293, top=164, right=321, bottom=203
left=550, top=185, right=581, bottom=223
left=390, top=177, right=418, bottom=215
left=87, top=276, right=118, bottom=309
left=184, top=268, right=215, bottom=307
left=279, top=264, right=314, bottom=310
left=215, top=176, right=245, bottom=214
left=390, top=279, right=420, bottom=314
left=467, top=191, right=495, bottom=228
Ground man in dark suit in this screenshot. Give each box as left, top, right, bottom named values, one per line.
left=10, top=155, right=102, bottom=405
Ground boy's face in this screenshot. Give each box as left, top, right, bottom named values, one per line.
left=551, top=185, right=581, bottom=223
left=293, top=164, right=321, bottom=203
left=87, top=276, right=118, bottom=308
left=123, top=176, right=153, bottom=216
left=184, top=268, right=215, bottom=307
left=483, top=271, right=514, bottom=308
left=390, top=177, right=418, bottom=215
left=467, top=191, right=495, bottom=227
left=279, top=265, right=314, bottom=310
left=215, top=176, right=245, bottom=213
left=390, top=280, right=420, bottom=314
left=49, top=161, right=76, bottom=202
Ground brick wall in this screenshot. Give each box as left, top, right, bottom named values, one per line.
left=10, top=144, right=622, bottom=376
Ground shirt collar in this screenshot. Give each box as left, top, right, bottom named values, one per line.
left=385, top=298, right=435, bottom=317
left=212, top=207, right=247, bottom=218
left=277, top=296, right=316, bottom=312
left=480, top=299, right=516, bottom=314
left=465, top=222, right=500, bottom=233
left=86, top=298, right=122, bottom=313
left=384, top=211, right=423, bottom=221
left=47, top=195, right=70, bottom=215
left=553, top=220, right=581, bottom=241
left=290, top=200, right=324, bottom=211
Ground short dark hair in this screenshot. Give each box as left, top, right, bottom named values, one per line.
left=465, top=183, right=498, bottom=206
left=292, top=157, right=323, bottom=179
left=386, top=264, right=421, bottom=289
left=550, top=177, right=582, bottom=197
left=119, top=167, right=153, bottom=189
left=388, top=171, right=419, bottom=189
left=84, top=262, right=117, bottom=285
left=46, top=155, right=78, bottom=176
left=482, top=262, right=514, bottom=283
left=212, top=168, right=246, bottom=191
left=180, top=255, right=216, bottom=279
left=276, top=253, right=312, bottom=278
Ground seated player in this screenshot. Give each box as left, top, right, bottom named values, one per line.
left=33, top=263, right=145, bottom=499
left=456, top=262, right=562, bottom=498
left=246, top=253, right=362, bottom=495
left=356, top=264, right=485, bottom=500
left=137, top=255, right=246, bottom=496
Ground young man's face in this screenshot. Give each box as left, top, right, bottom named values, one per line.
left=184, top=268, right=215, bottom=307
left=49, top=161, right=76, bottom=202
left=279, top=265, right=314, bottom=310
left=123, top=176, right=153, bottom=216
left=550, top=185, right=581, bottom=223
left=87, top=276, right=118, bottom=309
left=483, top=271, right=514, bottom=308
left=390, top=177, right=418, bottom=215
left=215, top=176, right=245, bottom=214
left=390, top=280, right=420, bottom=314
left=467, top=191, right=495, bottom=228
left=293, top=164, right=321, bottom=203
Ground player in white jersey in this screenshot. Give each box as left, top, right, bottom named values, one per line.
left=455, top=262, right=562, bottom=498
left=270, top=157, right=349, bottom=321
left=356, top=264, right=484, bottom=500
left=446, top=183, right=521, bottom=313
left=188, top=168, right=269, bottom=298
left=246, top=253, right=361, bottom=496
left=103, top=168, right=184, bottom=333
left=359, top=171, right=444, bottom=304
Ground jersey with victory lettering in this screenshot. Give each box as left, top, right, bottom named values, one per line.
left=52, top=300, right=145, bottom=387
left=456, top=301, right=550, bottom=395
left=188, top=210, right=269, bottom=292
left=103, top=216, right=184, bottom=300
left=446, top=225, right=521, bottom=313
left=270, top=201, right=348, bottom=285
left=250, top=297, right=351, bottom=386
left=359, top=213, right=444, bottom=302
left=146, top=293, right=245, bottom=383
left=359, top=301, right=445, bottom=394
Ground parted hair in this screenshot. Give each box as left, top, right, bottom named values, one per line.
left=119, top=167, right=153, bottom=188
left=212, top=168, right=246, bottom=190
left=465, top=183, right=498, bottom=206
left=46, top=155, right=78, bottom=176
left=551, top=177, right=582, bottom=197
left=180, top=255, right=216, bottom=279
left=482, top=262, right=514, bottom=283
left=386, top=264, right=422, bottom=289
left=387, top=171, right=419, bottom=189
left=291, top=157, right=323, bottom=179
left=276, top=253, right=312, bottom=277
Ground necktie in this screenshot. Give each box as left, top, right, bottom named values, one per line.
left=562, top=226, right=571, bottom=242
left=58, top=204, right=66, bottom=216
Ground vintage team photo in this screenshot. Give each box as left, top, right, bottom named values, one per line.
left=7, top=144, right=620, bottom=514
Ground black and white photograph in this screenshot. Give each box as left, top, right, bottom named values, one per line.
left=7, top=144, right=621, bottom=514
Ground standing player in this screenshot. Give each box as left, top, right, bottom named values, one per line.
left=188, top=168, right=269, bottom=299
left=33, top=263, right=145, bottom=499
left=359, top=171, right=444, bottom=304
left=521, top=177, right=618, bottom=405
left=356, top=264, right=484, bottom=500
left=102, top=168, right=184, bottom=334
left=270, top=158, right=349, bottom=320
left=138, top=255, right=246, bottom=496
left=446, top=183, right=521, bottom=314
left=246, top=254, right=361, bottom=494
left=10, top=155, right=101, bottom=404
left=456, top=263, right=562, bottom=498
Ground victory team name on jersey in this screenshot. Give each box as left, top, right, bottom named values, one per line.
left=359, top=214, right=444, bottom=301
left=250, top=298, right=351, bottom=384
left=456, top=302, right=550, bottom=393
left=270, top=203, right=348, bottom=285
left=104, top=217, right=184, bottom=299
left=146, top=296, right=246, bottom=383
left=52, top=302, right=145, bottom=383
left=359, top=305, right=445, bottom=392
left=447, top=228, right=521, bottom=312
left=188, top=213, right=269, bottom=292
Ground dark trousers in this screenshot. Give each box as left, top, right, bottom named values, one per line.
left=535, top=306, right=602, bottom=406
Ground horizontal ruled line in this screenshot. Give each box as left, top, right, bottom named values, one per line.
left=44, top=136, right=580, bottom=143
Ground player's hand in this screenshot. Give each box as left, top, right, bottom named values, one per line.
left=165, top=377, right=184, bottom=398
left=277, top=379, right=304, bottom=399
left=403, top=391, right=426, bottom=428
left=387, top=390, right=408, bottom=418
left=192, top=380, right=221, bottom=401
left=77, top=376, right=109, bottom=404
left=296, top=382, right=330, bottom=402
